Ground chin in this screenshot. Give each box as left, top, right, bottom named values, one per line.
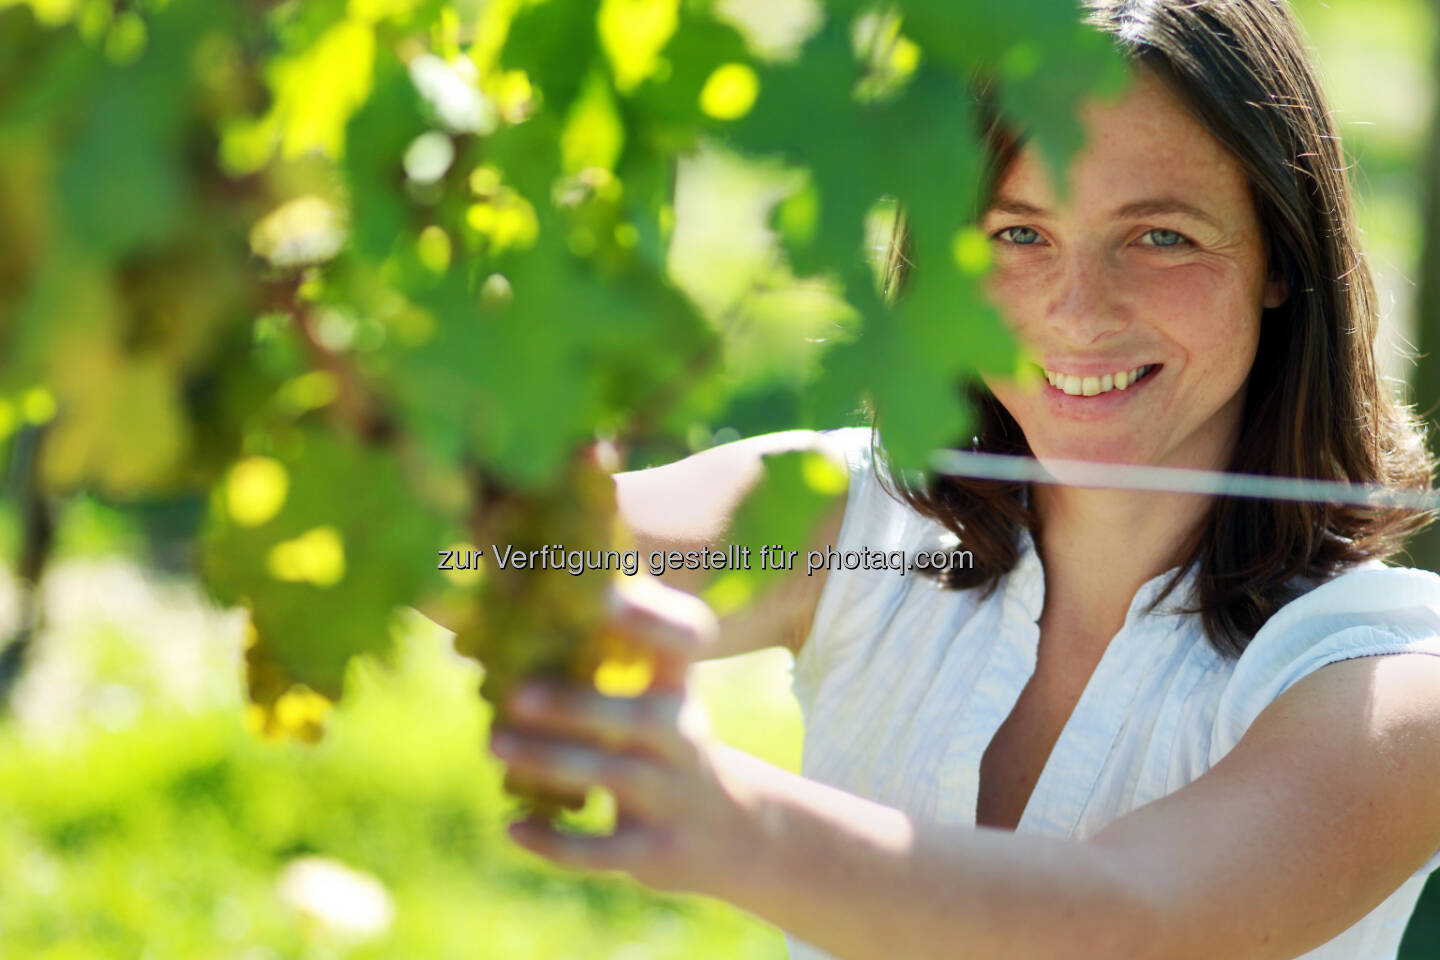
left=1024, top=432, right=1152, bottom=469
left=1023, top=439, right=1158, bottom=492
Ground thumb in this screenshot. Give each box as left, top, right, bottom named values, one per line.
left=601, top=576, right=718, bottom=693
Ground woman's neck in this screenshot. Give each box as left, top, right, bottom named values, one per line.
left=1030, top=484, right=1212, bottom=643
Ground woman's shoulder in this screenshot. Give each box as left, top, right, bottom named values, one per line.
left=814, top=425, right=879, bottom=475
left=813, top=425, right=947, bottom=548
left=1258, top=561, right=1440, bottom=635
left=1205, top=561, right=1440, bottom=881
left=1230, top=560, right=1440, bottom=684
left=1210, top=561, right=1440, bottom=763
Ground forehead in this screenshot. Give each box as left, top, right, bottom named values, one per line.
left=995, top=70, right=1255, bottom=215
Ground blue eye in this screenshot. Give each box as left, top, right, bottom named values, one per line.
left=996, top=226, right=1043, bottom=245
left=1140, top=228, right=1187, bottom=247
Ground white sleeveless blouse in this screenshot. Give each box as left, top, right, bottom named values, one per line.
left=785, top=426, right=1440, bottom=960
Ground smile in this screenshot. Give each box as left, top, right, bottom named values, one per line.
left=1041, top=364, right=1159, bottom=396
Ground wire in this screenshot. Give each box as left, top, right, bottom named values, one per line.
left=927, top=449, right=1440, bottom=510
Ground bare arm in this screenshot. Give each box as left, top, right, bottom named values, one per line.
left=615, top=429, right=849, bottom=661
left=417, top=430, right=850, bottom=661
left=703, top=653, right=1440, bottom=959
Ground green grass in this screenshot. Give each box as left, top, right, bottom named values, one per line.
left=0, top=610, right=796, bottom=959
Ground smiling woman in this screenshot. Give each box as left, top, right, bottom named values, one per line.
left=489, top=1, right=1440, bottom=958
left=888, top=0, right=1435, bottom=654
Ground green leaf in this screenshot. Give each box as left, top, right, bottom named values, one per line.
left=344, top=53, right=429, bottom=263
left=383, top=218, right=714, bottom=488
left=703, top=448, right=844, bottom=615
left=203, top=430, right=457, bottom=698
left=57, top=0, right=223, bottom=255
left=500, top=0, right=602, bottom=117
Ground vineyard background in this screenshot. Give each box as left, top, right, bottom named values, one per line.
left=1, top=0, right=1439, bottom=957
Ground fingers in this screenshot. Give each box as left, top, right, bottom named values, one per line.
left=507, top=813, right=663, bottom=876
left=502, top=768, right=586, bottom=811
left=491, top=729, right=674, bottom=820
left=501, top=681, right=695, bottom=765
left=487, top=579, right=720, bottom=835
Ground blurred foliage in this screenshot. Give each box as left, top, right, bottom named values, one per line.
left=0, top=0, right=1122, bottom=729
left=703, top=448, right=845, bottom=616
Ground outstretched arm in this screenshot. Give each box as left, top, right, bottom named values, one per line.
left=501, top=645, right=1440, bottom=960
left=420, top=429, right=848, bottom=661
left=713, top=652, right=1440, bottom=959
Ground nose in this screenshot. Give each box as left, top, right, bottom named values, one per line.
left=1045, top=248, right=1126, bottom=345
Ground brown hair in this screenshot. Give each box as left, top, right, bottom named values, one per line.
left=875, top=0, right=1436, bottom=657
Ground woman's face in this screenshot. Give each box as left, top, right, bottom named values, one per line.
left=980, top=70, right=1288, bottom=473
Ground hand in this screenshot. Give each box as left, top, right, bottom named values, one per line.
left=488, top=576, right=763, bottom=897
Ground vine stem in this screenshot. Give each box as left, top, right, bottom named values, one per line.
left=283, top=280, right=396, bottom=445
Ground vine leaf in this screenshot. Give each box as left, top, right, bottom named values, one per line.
left=203, top=429, right=456, bottom=698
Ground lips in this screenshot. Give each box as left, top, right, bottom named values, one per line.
left=1041, top=364, right=1158, bottom=396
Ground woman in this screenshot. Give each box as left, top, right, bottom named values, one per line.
left=485, top=1, right=1440, bottom=957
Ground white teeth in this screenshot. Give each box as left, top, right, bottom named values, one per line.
left=1042, top=364, right=1154, bottom=396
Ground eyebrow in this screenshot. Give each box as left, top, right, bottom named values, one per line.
left=985, top=195, right=1224, bottom=229
left=1113, top=198, right=1223, bottom=229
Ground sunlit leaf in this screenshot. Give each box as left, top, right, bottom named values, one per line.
left=561, top=69, right=625, bottom=173
left=598, top=0, right=679, bottom=93
left=703, top=449, right=841, bottom=615
left=267, top=525, right=347, bottom=587
left=699, top=62, right=758, bottom=119
left=226, top=456, right=290, bottom=527
left=267, top=16, right=377, bottom=161
left=951, top=225, right=990, bottom=275
left=415, top=224, right=453, bottom=273
left=204, top=430, right=455, bottom=697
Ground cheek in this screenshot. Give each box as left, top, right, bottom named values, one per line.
left=984, top=262, right=1051, bottom=330
left=1133, top=262, right=1262, bottom=374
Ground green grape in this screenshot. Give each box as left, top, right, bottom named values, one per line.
left=456, top=444, right=630, bottom=820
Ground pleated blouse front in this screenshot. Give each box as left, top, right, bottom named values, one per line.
left=783, top=426, right=1440, bottom=960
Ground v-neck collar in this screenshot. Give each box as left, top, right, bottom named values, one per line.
left=940, top=526, right=1198, bottom=835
